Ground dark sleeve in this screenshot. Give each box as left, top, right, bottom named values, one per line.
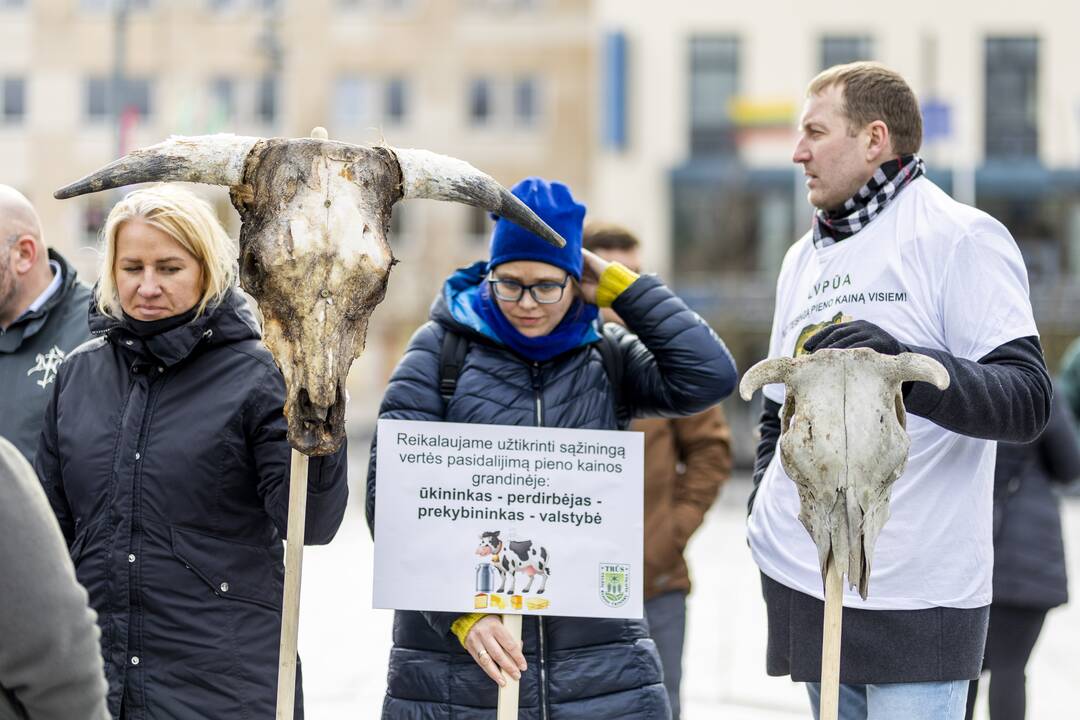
left=248, top=366, right=349, bottom=545
left=748, top=398, right=782, bottom=515
left=1037, top=391, right=1080, bottom=484
left=33, top=373, right=75, bottom=546
left=365, top=321, right=446, bottom=538
left=609, top=274, right=738, bottom=418
left=902, top=335, right=1051, bottom=443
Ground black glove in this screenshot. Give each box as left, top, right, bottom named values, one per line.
left=803, top=320, right=908, bottom=356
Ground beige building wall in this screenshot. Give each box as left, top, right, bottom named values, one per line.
left=2, top=0, right=593, bottom=414
left=590, top=0, right=1080, bottom=278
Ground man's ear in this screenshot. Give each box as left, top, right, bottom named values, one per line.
left=12, top=236, right=38, bottom=275
left=864, top=120, right=892, bottom=163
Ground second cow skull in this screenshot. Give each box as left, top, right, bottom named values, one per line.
left=740, top=348, right=949, bottom=598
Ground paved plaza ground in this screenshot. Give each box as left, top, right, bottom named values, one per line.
left=295, top=445, right=1080, bottom=719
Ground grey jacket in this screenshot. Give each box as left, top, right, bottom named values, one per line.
left=0, top=436, right=108, bottom=720
left=0, top=249, right=92, bottom=464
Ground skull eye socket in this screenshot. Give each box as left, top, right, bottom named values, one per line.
left=239, top=248, right=262, bottom=291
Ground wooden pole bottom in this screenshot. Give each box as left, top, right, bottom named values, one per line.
left=819, top=556, right=843, bottom=720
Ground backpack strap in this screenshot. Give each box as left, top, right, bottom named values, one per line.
left=439, top=328, right=471, bottom=405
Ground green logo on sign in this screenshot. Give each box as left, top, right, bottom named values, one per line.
left=599, top=563, right=630, bottom=607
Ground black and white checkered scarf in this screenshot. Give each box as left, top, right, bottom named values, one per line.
left=813, top=154, right=925, bottom=248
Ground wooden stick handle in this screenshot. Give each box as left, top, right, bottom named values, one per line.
left=497, top=614, right=523, bottom=720
left=819, top=555, right=843, bottom=720
left=275, top=450, right=309, bottom=720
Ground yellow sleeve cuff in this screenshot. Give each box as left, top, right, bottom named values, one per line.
left=596, top=262, right=640, bottom=308
left=450, top=613, right=488, bottom=647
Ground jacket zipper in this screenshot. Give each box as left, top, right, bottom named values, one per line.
left=530, top=362, right=549, bottom=719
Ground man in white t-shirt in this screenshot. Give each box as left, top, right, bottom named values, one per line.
left=746, top=62, right=1051, bottom=720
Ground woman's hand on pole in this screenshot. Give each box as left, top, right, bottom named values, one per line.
left=580, top=248, right=611, bottom=305
left=464, top=615, right=527, bottom=686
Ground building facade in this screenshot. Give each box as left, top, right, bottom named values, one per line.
left=591, top=0, right=1080, bottom=361
left=0, top=0, right=593, bottom=415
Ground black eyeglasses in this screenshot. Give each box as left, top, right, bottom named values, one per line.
left=488, top=273, right=571, bottom=304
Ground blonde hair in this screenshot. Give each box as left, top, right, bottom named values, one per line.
left=97, top=185, right=237, bottom=320
left=808, top=61, right=923, bottom=156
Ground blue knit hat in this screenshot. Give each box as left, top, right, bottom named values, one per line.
left=489, top=177, right=586, bottom=280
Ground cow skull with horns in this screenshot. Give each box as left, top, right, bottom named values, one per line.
left=55, top=134, right=564, bottom=455
left=739, top=348, right=950, bottom=598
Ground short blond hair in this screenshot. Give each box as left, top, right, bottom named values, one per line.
left=97, top=185, right=237, bottom=320
left=808, top=61, right=922, bottom=156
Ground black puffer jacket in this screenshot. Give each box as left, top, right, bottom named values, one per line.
left=35, top=290, right=349, bottom=720
left=366, top=270, right=737, bottom=719
left=992, top=388, right=1080, bottom=608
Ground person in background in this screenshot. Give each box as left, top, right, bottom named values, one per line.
left=1060, top=338, right=1080, bottom=439
left=0, top=435, right=109, bottom=720
left=584, top=220, right=733, bottom=720
left=0, top=185, right=91, bottom=464
left=366, top=177, right=739, bottom=719
left=964, top=386, right=1080, bottom=720
left=35, top=185, right=349, bottom=720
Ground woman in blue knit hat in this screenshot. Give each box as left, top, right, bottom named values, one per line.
left=366, top=177, right=738, bottom=719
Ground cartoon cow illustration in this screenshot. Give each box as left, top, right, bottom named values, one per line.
left=476, top=531, right=551, bottom=594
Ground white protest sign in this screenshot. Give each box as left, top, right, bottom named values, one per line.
left=372, top=418, right=644, bottom=619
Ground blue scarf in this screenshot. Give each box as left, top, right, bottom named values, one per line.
left=470, top=280, right=599, bottom=363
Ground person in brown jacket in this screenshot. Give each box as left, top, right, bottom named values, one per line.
left=585, top=221, right=733, bottom=720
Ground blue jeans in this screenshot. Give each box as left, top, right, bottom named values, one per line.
left=806, top=680, right=969, bottom=720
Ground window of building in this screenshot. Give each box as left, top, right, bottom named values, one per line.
left=462, top=0, right=541, bottom=10
left=468, top=77, right=492, bottom=126
left=2, top=77, right=26, bottom=124
left=513, top=76, right=539, bottom=127
left=333, top=76, right=373, bottom=128
left=208, top=77, right=236, bottom=125
left=255, top=75, right=277, bottom=125
left=85, top=76, right=110, bottom=121
left=384, top=77, right=408, bottom=125
left=820, top=35, right=873, bottom=69
left=689, top=36, right=739, bottom=156
left=985, top=36, right=1039, bottom=160
left=83, top=196, right=111, bottom=247
left=338, top=0, right=417, bottom=9
left=80, top=0, right=153, bottom=10
left=123, top=77, right=153, bottom=119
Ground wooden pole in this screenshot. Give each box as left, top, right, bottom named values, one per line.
left=497, top=614, right=523, bottom=720
left=275, top=449, right=309, bottom=720
left=819, top=554, right=843, bottom=720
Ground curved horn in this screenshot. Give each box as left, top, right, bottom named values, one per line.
left=54, top=134, right=261, bottom=199
left=739, top=357, right=796, bottom=401
left=390, top=147, right=565, bottom=248
left=890, top=352, right=950, bottom=390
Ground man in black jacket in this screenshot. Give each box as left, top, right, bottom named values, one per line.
left=746, top=62, right=1051, bottom=719
left=0, top=185, right=91, bottom=463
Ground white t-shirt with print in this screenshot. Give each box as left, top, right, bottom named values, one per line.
left=747, top=176, right=1039, bottom=610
